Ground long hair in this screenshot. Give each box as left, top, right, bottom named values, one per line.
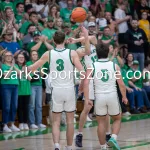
left=48, top=4, right=59, bottom=17
left=15, top=52, right=26, bottom=67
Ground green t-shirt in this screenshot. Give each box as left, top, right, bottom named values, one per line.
left=13, top=0, right=24, bottom=13
left=66, top=33, right=78, bottom=50
left=109, top=55, right=120, bottom=67
left=1, top=64, right=19, bottom=85
left=15, top=12, right=24, bottom=24
left=128, top=69, right=143, bottom=88
left=19, top=21, right=31, bottom=34
left=26, top=61, right=42, bottom=86
left=71, top=24, right=78, bottom=30
left=41, top=28, right=57, bottom=40
left=18, top=65, right=31, bottom=95
left=0, top=1, right=14, bottom=11
left=101, top=35, right=114, bottom=46
left=60, top=8, right=72, bottom=22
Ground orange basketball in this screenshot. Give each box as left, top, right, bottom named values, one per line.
left=71, top=7, right=87, bottom=23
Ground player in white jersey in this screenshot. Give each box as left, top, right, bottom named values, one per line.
left=84, top=44, right=128, bottom=150
left=28, top=28, right=88, bottom=150
left=68, top=34, right=98, bottom=147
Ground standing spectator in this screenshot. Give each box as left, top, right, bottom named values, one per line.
left=1, top=51, right=20, bottom=132
left=22, top=24, right=36, bottom=50
left=123, top=53, right=134, bottom=71
left=41, top=17, right=57, bottom=41
left=55, top=18, right=63, bottom=31
left=60, top=0, right=74, bottom=22
left=27, top=31, right=53, bottom=58
left=19, top=11, right=44, bottom=38
left=59, top=0, right=67, bottom=9
left=88, top=22, right=97, bottom=36
left=16, top=52, right=31, bottom=130
left=100, top=26, right=115, bottom=46
left=0, top=0, right=14, bottom=12
left=114, top=2, right=130, bottom=33
left=139, top=12, right=150, bottom=60
left=125, top=19, right=148, bottom=71
left=26, top=50, right=46, bottom=129
left=136, top=0, right=150, bottom=21
left=49, top=4, right=60, bottom=21
left=0, top=29, right=20, bottom=54
left=15, top=3, right=25, bottom=26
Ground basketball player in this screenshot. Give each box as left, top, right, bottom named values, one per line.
left=84, top=44, right=128, bottom=150
left=27, top=27, right=89, bottom=150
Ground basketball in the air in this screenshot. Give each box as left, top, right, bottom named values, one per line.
left=71, top=7, right=87, bottom=23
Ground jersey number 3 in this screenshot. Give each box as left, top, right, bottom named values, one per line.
left=101, top=69, right=109, bottom=82
left=56, top=59, right=64, bottom=71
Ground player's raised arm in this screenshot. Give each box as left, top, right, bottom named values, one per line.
left=115, top=64, right=128, bottom=104
left=28, top=51, right=49, bottom=72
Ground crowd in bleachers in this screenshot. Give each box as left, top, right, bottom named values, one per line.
left=0, top=0, right=150, bottom=133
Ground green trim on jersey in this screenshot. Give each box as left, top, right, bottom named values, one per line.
left=92, top=63, right=95, bottom=77
left=98, top=60, right=109, bottom=62
left=113, top=62, right=116, bottom=71
left=49, top=51, right=51, bottom=65
left=69, top=49, right=74, bottom=66
left=81, top=57, right=87, bottom=71
left=54, top=48, right=66, bottom=52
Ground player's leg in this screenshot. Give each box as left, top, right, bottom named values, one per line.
left=52, top=112, right=62, bottom=150
left=105, top=115, right=111, bottom=142
left=75, top=100, right=93, bottom=147
left=97, top=115, right=107, bottom=150
left=65, top=111, right=75, bottom=150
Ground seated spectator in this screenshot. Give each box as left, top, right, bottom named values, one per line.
left=22, top=24, right=36, bottom=50
left=139, top=12, right=150, bottom=60
left=19, top=11, right=44, bottom=38
left=143, top=60, right=150, bottom=99
left=123, top=53, right=134, bottom=71
left=0, top=29, right=20, bottom=54
left=128, top=60, right=150, bottom=112
left=16, top=52, right=31, bottom=131
left=88, top=22, right=97, bottom=36
left=26, top=50, right=46, bottom=129
left=125, top=19, right=148, bottom=71
left=27, top=31, right=53, bottom=58
left=41, top=17, right=57, bottom=42
left=1, top=51, right=20, bottom=132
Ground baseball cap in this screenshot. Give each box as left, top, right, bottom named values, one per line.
left=48, top=17, right=54, bottom=22
left=132, top=60, right=139, bottom=65
left=33, top=31, right=41, bottom=37
left=2, top=29, right=13, bottom=36
left=88, top=22, right=96, bottom=27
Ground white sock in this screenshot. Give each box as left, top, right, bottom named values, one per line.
left=100, top=144, right=106, bottom=149
left=111, top=134, right=117, bottom=140
left=106, top=132, right=111, bottom=135
left=54, top=143, right=60, bottom=149
left=65, top=146, right=72, bottom=150
left=78, top=132, right=83, bottom=135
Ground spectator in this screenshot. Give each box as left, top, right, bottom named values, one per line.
left=123, top=53, right=134, bottom=71
left=59, top=0, right=67, bottom=9
left=0, top=0, right=14, bottom=12
left=27, top=31, right=53, bottom=58
left=33, top=0, right=49, bottom=17
left=15, top=3, right=25, bottom=26
left=143, top=60, right=150, bottom=99
left=22, top=24, right=36, bottom=50
left=136, top=0, right=150, bottom=21
left=88, top=22, right=97, bottom=36
left=114, top=2, right=130, bottom=33
left=128, top=60, right=150, bottom=112
left=55, top=18, right=63, bottom=31
left=139, top=12, right=150, bottom=60
left=19, top=11, right=44, bottom=38
left=16, top=52, right=31, bottom=131
left=125, top=19, right=148, bottom=71
left=1, top=51, right=20, bottom=132
left=100, top=26, right=115, bottom=46
left=49, top=4, right=60, bottom=21
left=26, top=50, right=46, bottom=129
left=60, top=0, right=74, bottom=22
left=41, top=17, right=57, bottom=41
left=0, top=29, right=20, bottom=54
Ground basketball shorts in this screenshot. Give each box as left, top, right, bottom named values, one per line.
left=51, top=87, right=76, bottom=113
left=83, top=80, right=95, bottom=100
left=95, top=92, right=121, bottom=116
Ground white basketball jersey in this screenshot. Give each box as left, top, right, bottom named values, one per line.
left=93, top=59, right=117, bottom=94
left=81, top=44, right=97, bottom=69
left=49, top=48, right=74, bottom=88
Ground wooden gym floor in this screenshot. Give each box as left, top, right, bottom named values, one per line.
left=0, top=114, right=150, bottom=150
